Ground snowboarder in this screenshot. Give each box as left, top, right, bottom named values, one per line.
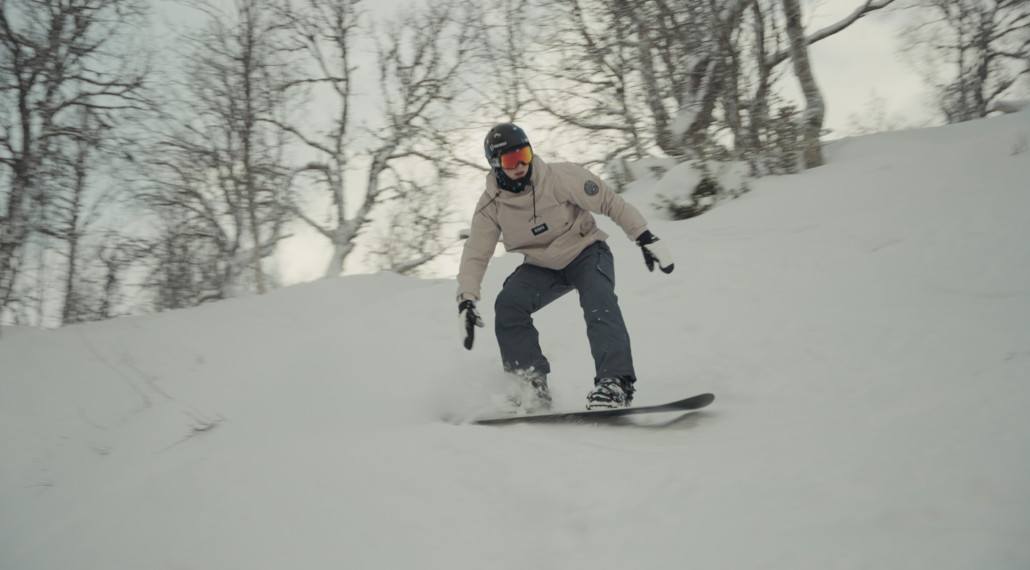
left=457, top=124, right=675, bottom=411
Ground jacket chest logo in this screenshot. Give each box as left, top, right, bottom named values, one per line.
left=532, top=223, right=549, bottom=236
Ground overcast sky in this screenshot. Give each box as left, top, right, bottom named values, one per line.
left=805, top=1, right=935, bottom=135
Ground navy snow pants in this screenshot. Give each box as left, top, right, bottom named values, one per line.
left=494, top=241, right=635, bottom=382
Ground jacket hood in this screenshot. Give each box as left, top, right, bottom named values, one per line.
left=491, top=156, right=547, bottom=196
left=493, top=161, right=535, bottom=194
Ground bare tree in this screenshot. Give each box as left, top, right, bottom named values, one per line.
left=846, top=89, right=912, bottom=134
left=366, top=176, right=455, bottom=275
left=41, top=108, right=113, bottom=324
left=900, top=0, right=1030, bottom=123
left=71, top=231, right=138, bottom=322
left=280, top=0, right=473, bottom=278
left=135, top=211, right=226, bottom=310
left=782, top=0, right=823, bottom=167
left=529, top=0, right=659, bottom=162
left=135, top=0, right=295, bottom=305
left=529, top=0, right=895, bottom=170
left=0, top=0, right=148, bottom=325
left=464, top=0, right=538, bottom=124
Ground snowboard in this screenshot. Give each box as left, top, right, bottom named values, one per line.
left=473, top=392, right=715, bottom=426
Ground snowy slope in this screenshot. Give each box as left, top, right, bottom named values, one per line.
left=2, top=112, right=1029, bottom=570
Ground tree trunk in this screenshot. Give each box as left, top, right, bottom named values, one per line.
left=0, top=173, right=30, bottom=310
left=325, top=242, right=353, bottom=279
left=782, top=0, right=825, bottom=168
left=242, top=2, right=266, bottom=295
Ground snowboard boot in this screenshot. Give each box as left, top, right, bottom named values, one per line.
left=508, top=369, right=553, bottom=413
left=586, top=376, right=635, bottom=410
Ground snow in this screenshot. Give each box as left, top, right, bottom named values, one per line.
left=992, top=100, right=1029, bottom=115
left=3, top=112, right=1030, bottom=569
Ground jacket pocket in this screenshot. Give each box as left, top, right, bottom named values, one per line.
left=579, top=215, right=596, bottom=237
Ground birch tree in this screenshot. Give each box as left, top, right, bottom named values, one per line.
left=782, top=0, right=823, bottom=168
left=280, top=0, right=473, bottom=277
left=900, top=0, right=1030, bottom=123
left=529, top=0, right=666, bottom=161
left=466, top=0, right=538, bottom=124
left=41, top=108, right=116, bottom=324
left=136, top=0, right=295, bottom=304
left=0, top=0, right=148, bottom=323
left=366, top=176, right=454, bottom=275
left=530, top=0, right=895, bottom=169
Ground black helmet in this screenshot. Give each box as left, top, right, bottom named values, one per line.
left=484, top=123, right=531, bottom=168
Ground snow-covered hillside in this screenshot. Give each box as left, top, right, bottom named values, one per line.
left=3, top=111, right=1029, bottom=570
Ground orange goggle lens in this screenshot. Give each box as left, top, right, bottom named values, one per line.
left=499, top=146, right=532, bottom=169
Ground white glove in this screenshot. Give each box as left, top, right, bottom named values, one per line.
left=636, top=230, right=674, bottom=274
left=458, top=300, right=484, bottom=350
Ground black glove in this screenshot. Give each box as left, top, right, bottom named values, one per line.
left=458, top=299, right=484, bottom=350
left=636, top=230, right=674, bottom=274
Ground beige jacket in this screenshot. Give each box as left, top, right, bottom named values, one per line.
left=456, top=156, right=649, bottom=302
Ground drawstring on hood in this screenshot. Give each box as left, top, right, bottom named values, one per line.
left=529, top=184, right=539, bottom=223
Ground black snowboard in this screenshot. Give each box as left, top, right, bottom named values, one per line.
left=473, top=392, right=715, bottom=425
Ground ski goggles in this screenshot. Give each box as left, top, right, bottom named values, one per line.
left=498, top=146, right=533, bottom=169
